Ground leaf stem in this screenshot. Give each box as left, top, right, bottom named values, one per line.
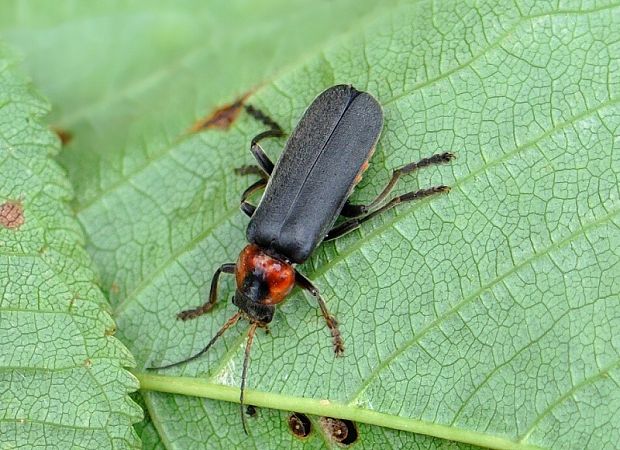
left=135, top=372, right=543, bottom=450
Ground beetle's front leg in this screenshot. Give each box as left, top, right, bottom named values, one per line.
left=177, top=263, right=236, bottom=320
left=295, top=270, right=344, bottom=356
left=235, top=104, right=285, bottom=178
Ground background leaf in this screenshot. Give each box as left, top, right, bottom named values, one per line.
left=0, top=46, right=140, bottom=449
left=2, top=0, right=620, bottom=449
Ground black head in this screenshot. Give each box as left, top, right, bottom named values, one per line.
left=232, top=291, right=275, bottom=324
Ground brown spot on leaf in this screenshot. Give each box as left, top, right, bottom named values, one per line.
left=319, top=417, right=358, bottom=445
left=83, top=358, right=92, bottom=368
left=190, top=91, right=252, bottom=132
left=288, top=412, right=311, bottom=438
left=105, top=326, right=116, bottom=336
left=0, top=201, right=24, bottom=229
left=110, top=283, right=120, bottom=295
left=51, top=127, right=73, bottom=146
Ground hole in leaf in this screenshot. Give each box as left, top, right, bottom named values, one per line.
left=319, top=417, right=358, bottom=445
left=288, top=412, right=311, bottom=438
left=246, top=405, right=257, bottom=417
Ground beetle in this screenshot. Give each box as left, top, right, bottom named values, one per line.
left=150, top=85, right=454, bottom=432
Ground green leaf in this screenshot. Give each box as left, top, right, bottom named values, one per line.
left=0, top=46, right=141, bottom=448
left=3, top=0, right=620, bottom=448
left=0, top=0, right=400, bottom=212
left=131, top=393, right=166, bottom=450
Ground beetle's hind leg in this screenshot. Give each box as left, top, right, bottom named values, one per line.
left=340, top=152, right=454, bottom=217
left=326, top=185, right=450, bottom=241
left=235, top=105, right=285, bottom=178
left=328, top=151, right=454, bottom=239
left=295, top=271, right=344, bottom=356
left=177, top=263, right=236, bottom=320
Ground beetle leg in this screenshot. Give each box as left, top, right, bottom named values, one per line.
left=238, top=178, right=266, bottom=218
left=295, top=271, right=344, bottom=356
left=249, top=129, right=281, bottom=175
left=324, top=220, right=360, bottom=241
left=238, top=178, right=267, bottom=218
left=341, top=152, right=454, bottom=217
left=241, top=179, right=267, bottom=203
left=326, top=185, right=450, bottom=241
left=234, top=128, right=280, bottom=178
left=177, top=263, right=236, bottom=320
left=245, top=104, right=283, bottom=135
left=339, top=200, right=366, bottom=218
left=234, top=165, right=268, bottom=179
left=243, top=104, right=285, bottom=177
left=240, top=202, right=256, bottom=218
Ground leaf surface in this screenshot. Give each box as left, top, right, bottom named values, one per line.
left=2, top=0, right=619, bottom=448
left=0, top=45, right=140, bottom=449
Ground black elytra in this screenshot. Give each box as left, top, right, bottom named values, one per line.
left=149, top=84, right=454, bottom=433
left=246, top=86, right=383, bottom=262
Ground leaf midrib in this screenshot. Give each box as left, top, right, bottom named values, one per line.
left=137, top=372, right=546, bottom=450
left=138, top=204, right=620, bottom=445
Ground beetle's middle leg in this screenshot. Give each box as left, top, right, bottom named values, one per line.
left=233, top=135, right=275, bottom=180
left=235, top=165, right=268, bottom=179
left=341, top=152, right=454, bottom=217
left=295, top=270, right=344, bottom=356
left=239, top=178, right=267, bottom=218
